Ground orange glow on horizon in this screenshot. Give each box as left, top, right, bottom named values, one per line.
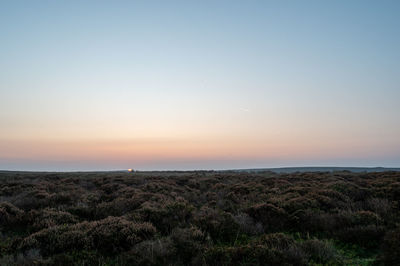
left=1, top=134, right=398, bottom=166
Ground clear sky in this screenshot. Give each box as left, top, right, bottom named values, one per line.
left=1, top=0, right=399, bottom=171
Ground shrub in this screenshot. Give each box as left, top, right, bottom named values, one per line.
left=205, top=240, right=307, bottom=265
left=93, top=197, right=140, bottom=219
left=28, top=209, right=78, bottom=231
left=139, top=201, right=193, bottom=234
left=336, top=225, right=385, bottom=248
left=379, top=227, right=400, bottom=265
left=20, top=216, right=156, bottom=256
left=0, top=249, right=42, bottom=266
left=120, top=238, right=176, bottom=266
left=170, top=226, right=206, bottom=264
left=365, top=198, right=392, bottom=220
left=300, top=239, right=341, bottom=264
left=193, top=207, right=240, bottom=243
left=0, top=202, right=24, bottom=227
left=1, top=170, right=400, bottom=264
left=11, top=190, right=51, bottom=210
left=257, top=233, right=295, bottom=250
left=233, top=213, right=263, bottom=235
left=245, top=203, right=288, bottom=232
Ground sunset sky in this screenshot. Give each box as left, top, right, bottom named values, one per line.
left=1, top=1, right=399, bottom=171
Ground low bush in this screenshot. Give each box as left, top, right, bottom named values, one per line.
left=300, top=239, right=341, bottom=264
left=205, top=234, right=307, bottom=266
left=0, top=202, right=24, bottom=227
left=19, top=216, right=156, bottom=256
left=28, top=208, right=78, bottom=231
left=379, top=227, right=400, bottom=265
left=1, top=170, right=399, bottom=264
left=245, top=203, right=289, bottom=232
left=193, top=207, right=240, bottom=243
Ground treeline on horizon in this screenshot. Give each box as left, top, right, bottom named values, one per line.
left=1, top=170, right=400, bottom=265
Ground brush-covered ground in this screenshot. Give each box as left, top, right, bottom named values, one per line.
left=1, top=170, right=400, bottom=265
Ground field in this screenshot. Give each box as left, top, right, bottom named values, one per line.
left=1, top=170, right=400, bottom=265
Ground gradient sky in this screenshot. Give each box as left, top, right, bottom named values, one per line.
left=1, top=0, right=399, bottom=171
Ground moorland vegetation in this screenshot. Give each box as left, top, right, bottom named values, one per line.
left=1, top=170, right=400, bottom=265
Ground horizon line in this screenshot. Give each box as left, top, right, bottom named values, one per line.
left=1, top=166, right=400, bottom=173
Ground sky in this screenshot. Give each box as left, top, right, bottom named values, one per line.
left=1, top=0, right=399, bottom=171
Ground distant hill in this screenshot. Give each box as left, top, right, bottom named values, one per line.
left=229, top=167, right=400, bottom=173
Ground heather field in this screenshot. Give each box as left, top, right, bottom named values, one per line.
left=1, top=171, right=400, bottom=265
